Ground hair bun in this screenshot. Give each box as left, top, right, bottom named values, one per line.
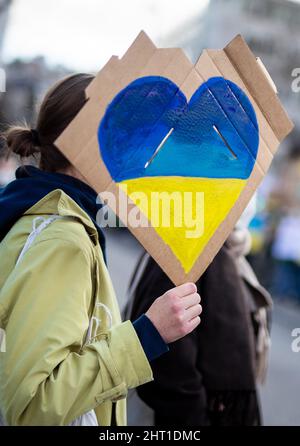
left=3, top=125, right=40, bottom=158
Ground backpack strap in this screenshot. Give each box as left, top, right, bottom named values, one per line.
left=16, top=215, right=63, bottom=267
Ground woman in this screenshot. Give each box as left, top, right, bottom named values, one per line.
left=0, top=73, right=202, bottom=426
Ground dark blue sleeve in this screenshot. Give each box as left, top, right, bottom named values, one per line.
left=133, top=314, right=169, bottom=361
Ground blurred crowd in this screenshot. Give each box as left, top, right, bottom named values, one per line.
left=248, top=147, right=300, bottom=306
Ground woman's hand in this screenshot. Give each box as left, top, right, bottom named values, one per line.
left=146, top=282, right=202, bottom=344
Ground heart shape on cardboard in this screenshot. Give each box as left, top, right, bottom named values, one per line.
left=98, top=76, right=259, bottom=273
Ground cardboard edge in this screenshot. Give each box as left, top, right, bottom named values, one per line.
left=224, top=34, right=294, bottom=141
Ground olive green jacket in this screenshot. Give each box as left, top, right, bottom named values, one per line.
left=0, top=190, right=153, bottom=426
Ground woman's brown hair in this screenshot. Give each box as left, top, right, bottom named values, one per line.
left=2, top=73, right=94, bottom=172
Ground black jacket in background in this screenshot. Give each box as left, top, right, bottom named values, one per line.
left=129, top=244, right=261, bottom=426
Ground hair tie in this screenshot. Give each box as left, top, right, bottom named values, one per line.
left=30, top=129, right=40, bottom=146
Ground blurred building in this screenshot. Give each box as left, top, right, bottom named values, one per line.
left=0, top=0, right=70, bottom=178
left=162, top=0, right=300, bottom=134
left=0, top=0, right=12, bottom=62
left=0, top=57, right=71, bottom=127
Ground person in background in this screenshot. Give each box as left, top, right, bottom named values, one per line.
left=271, top=214, right=300, bottom=304
left=0, top=73, right=202, bottom=426
left=127, top=199, right=272, bottom=426
left=268, top=147, right=300, bottom=304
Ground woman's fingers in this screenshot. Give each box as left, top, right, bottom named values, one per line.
left=145, top=282, right=201, bottom=344
left=184, top=303, right=202, bottom=321
left=167, top=282, right=197, bottom=298
left=186, top=316, right=201, bottom=332
left=181, top=292, right=201, bottom=309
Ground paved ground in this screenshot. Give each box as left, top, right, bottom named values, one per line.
left=259, top=302, right=300, bottom=426
left=104, top=228, right=300, bottom=426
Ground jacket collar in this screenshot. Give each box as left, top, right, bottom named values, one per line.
left=24, top=189, right=99, bottom=245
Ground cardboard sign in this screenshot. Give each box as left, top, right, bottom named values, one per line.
left=55, top=32, right=293, bottom=285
